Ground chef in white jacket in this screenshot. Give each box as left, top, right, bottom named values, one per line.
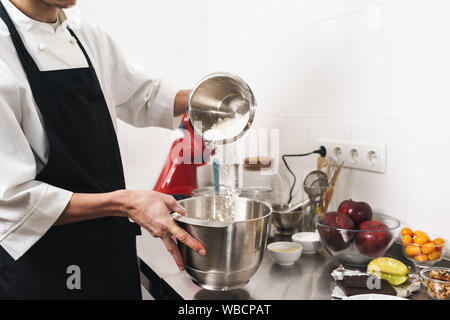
left=0, top=0, right=206, bottom=299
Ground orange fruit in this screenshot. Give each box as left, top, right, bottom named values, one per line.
left=421, top=243, right=436, bottom=255
left=433, top=238, right=445, bottom=252
left=414, top=254, right=429, bottom=262
left=401, top=228, right=414, bottom=237
left=414, top=230, right=429, bottom=238
left=428, top=251, right=441, bottom=261
left=414, top=234, right=430, bottom=245
left=405, top=244, right=420, bottom=256
left=402, top=235, right=413, bottom=246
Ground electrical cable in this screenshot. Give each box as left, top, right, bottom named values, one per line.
left=282, top=146, right=327, bottom=204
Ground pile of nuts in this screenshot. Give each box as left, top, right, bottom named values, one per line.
left=423, top=269, right=450, bottom=300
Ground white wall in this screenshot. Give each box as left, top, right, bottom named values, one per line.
left=205, top=0, right=450, bottom=241
left=76, top=0, right=207, bottom=189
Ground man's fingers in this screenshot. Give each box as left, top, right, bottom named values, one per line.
left=162, top=236, right=184, bottom=271
left=168, top=223, right=206, bottom=256
left=164, top=195, right=186, bottom=215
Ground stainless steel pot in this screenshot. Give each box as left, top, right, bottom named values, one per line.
left=173, top=196, right=272, bottom=291
left=271, top=204, right=305, bottom=235
left=187, top=72, right=256, bottom=145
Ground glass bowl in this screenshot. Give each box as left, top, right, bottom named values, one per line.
left=420, top=267, right=450, bottom=300
left=314, top=212, right=401, bottom=266
left=401, top=232, right=446, bottom=268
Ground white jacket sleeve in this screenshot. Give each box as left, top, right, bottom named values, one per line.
left=0, top=72, right=73, bottom=261
left=99, top=28, right=177, bottom=130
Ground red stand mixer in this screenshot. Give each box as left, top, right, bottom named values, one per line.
left=153, top=113, right=213, bottom=197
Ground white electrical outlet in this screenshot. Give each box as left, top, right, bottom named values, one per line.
left=318, top=139, right=386, bottom=173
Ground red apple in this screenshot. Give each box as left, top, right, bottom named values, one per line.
left=338, top=199, right=373, bottom=227
left=318, top=212, right=355, bottom=252
left=356, top=220, right=392, bottom=257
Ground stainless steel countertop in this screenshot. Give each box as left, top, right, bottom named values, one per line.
left=137, top=229, right=449, bottom=300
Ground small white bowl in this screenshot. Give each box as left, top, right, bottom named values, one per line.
left=267, top=242, right=302, bottom=265
left=291, top=232, right=321, bottom=255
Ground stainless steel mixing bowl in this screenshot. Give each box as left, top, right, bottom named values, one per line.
left=187, top=72, right=256, bottom=145
left=271, top=204, right=305, bottom=235
left=173, top=196, right=272, bottom=291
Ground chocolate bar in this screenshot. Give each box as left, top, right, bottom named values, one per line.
left=335, top=275, right=397, bottom=296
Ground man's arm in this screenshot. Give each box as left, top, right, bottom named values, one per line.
left=0, top=72, right=74, bottom=261
left=57, top=190, right=206, bottom=271
left=174, top=90, right=190, bottom=117
left=94, top=25, right=187, bottom=129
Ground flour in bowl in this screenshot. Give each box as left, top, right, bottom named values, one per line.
left=203, top=112, right=250, bottom=142
left=205, top=163, right=241, bottom=222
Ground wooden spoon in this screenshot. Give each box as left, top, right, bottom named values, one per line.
left=317, top=157, right=331, bottom=178
left=323, top=161, right=345, bottom=212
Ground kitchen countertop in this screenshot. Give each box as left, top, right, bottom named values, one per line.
left=137, top=230, right=450, bottom=300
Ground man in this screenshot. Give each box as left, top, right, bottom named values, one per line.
left=0, top=0, right=206, bottom=299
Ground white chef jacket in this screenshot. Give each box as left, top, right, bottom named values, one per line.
left=0, top=0, right=176, bottom=260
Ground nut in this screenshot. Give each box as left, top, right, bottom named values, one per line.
left=429, top=270, right=450, bottom=281
left=423, top=269, right=450, bottom=299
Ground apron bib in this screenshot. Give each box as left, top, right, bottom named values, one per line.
left=0, top=2, right=141, bottom=299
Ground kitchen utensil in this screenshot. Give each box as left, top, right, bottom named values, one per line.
left=173, top=196, right=271, bottom=291
left=187, top=72, right=256, bottom=145
left=327, top=157, right=338, bottom=179
left=291, top=232, right=321, bottom=254
left=278, top=199, right=310, bottom=213
left=330, top=161, right=344, bottom=188
left=314, top=212, right=401, bottom=266
left=302, top=170, right=329, bottom=231
left=271, top=204, right=305, bottom=235
left=323, top=161, right=345, bottom=212
left=281, top=146, right=327, bottom=204
left=267, top=242, right=302, bottom=266
left=213, top=159, right=220, bottom=195
left=317, top=157, right=331, bottom=177
left=154, top=113, right=213, bottom=196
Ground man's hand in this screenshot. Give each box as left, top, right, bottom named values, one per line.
left=57, top=190, right=204, bottom=271
left=125, top=190, right=206, bottom=271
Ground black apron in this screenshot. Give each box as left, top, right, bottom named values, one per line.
left=0, top=2, right=141, bottom=300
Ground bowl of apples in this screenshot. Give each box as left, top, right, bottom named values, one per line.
left=401, top=228, right=446, bottom=268
left=314, top=199, right=401, bottom=266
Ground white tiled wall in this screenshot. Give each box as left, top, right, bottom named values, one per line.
left=76, top=0, right=207, bottom=189
left=205, top=0, right=450, bottom=241
left=77, top=1, right=449, bottom=241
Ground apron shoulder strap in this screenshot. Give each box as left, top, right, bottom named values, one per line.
left=67, top=27, right=94, bottom=69
left=0, top=1, right=40, bottom=76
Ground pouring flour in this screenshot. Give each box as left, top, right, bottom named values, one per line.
left=186, top=72, right=256, bottom=222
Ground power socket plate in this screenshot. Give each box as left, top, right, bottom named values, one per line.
left=318, top=139, right=386, bottom=173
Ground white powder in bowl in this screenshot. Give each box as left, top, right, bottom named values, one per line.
left=205, top=163, right=241, bottom=222
left=203, top=112, right=250, bottom=142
